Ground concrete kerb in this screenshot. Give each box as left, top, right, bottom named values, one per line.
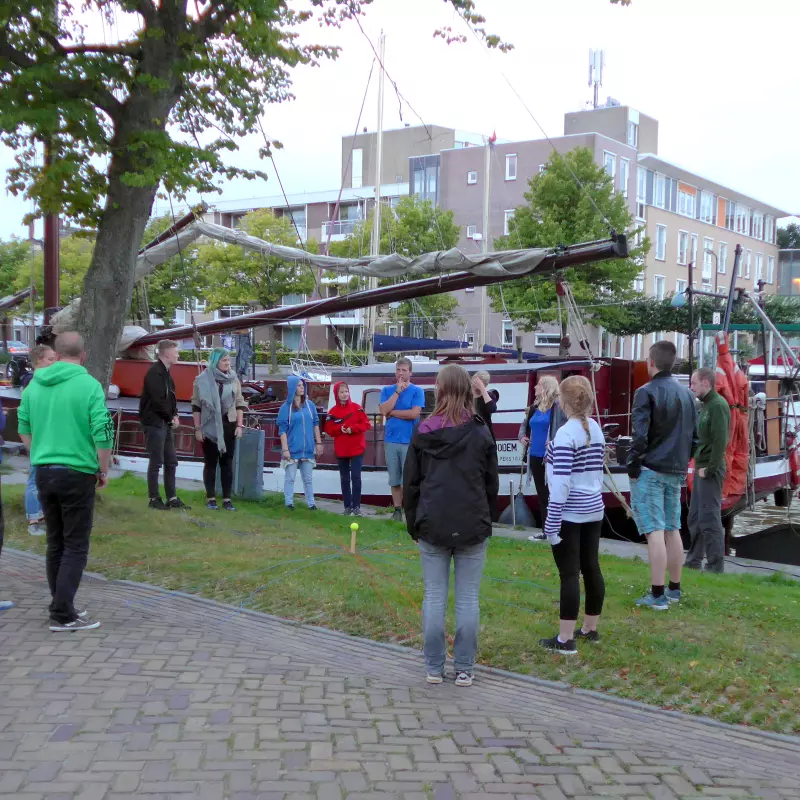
left=7, top=544, right=800, bottom=748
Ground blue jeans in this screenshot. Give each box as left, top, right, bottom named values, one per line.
left=26, top=466, right=43, bottom=521
left=630, top=466, right=683, bottom=535
left=417, top=538, right=488, bottom=675
left=337, top=455, right=363, bottom=510
left=284, top=460, right=315, bottom=508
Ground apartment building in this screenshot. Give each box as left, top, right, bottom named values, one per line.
left=778, top=250, right=800, bottom=297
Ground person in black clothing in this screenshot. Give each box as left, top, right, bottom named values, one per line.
left=139, top=340, right=189, bottom=511
left=472, top=370, right=497, bottom=440
left=404, top=364, right=499, bottom=687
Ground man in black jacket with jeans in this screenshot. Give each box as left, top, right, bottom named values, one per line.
left=139, top=340, right=189, bottom=510
left=628, top=341, right=697, bottom=610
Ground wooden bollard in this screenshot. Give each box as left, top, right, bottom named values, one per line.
left=350, top=521, right=359, bottom=554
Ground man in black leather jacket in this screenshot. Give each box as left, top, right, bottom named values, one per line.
left=629, top=341, right=697, bottom=610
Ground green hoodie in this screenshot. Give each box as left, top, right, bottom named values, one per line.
left=18, top=362, right=114, bottom=474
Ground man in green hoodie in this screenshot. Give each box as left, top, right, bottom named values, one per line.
left=686, top=367, right=730, bottom=573
left=17, top=332, right=114, bottom=631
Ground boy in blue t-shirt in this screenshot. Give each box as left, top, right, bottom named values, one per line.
left=378, top=357, right=425, bottom=521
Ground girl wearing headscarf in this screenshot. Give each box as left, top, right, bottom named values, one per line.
left=277, top=375, right=322, bottom=510
left=192, top=348, right=248, bottom=511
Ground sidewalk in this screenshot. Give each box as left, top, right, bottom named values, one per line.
left=2, top=548, right=799, bottom=800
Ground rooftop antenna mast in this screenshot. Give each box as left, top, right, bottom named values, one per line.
left=588, top=49, right=604, bottom=110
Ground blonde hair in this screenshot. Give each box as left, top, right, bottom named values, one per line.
left=559, top=375, right=594, bottom=444
left=433, top=364, right=474, bottom=426
left=535, top=375, right=559, bottom=412
left=474, top=370, right=490, bottom=386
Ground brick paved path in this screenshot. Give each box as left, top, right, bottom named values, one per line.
left=1, top=548, right=799, bottom=800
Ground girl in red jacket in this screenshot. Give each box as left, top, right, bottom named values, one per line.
left=324, top=381, right=372, bottom=516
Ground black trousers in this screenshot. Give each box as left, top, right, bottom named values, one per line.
left=37, top=466, right=97, bottom=624
left=202, top=422, right=237, bottom=498
left=530, top=455, right=549, bottom=527
left=143, top=423, right=177, bottom=500
left=550, top=519, right=605, bottom=621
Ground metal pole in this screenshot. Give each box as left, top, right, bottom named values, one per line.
left=722, top=244, right=742, bottom=334
left=366, top=31, right=385, bottom=364
left=687, top=260, right=694, bottom=374
left=479, top=137, right=491, bottom=351
left=741, top=291, right=800, bottom=370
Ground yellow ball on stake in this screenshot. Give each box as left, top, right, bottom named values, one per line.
left=349, top=521, right=359, bottom=554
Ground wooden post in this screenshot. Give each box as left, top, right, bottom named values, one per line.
left=510, top=480, right=515, bottom=526
left=350, top=526, right=357, bottom=554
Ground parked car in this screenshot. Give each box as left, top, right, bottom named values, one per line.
left=1, top=339, right=29, bottom=355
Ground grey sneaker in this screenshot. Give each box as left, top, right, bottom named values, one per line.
left=635, top=592, right=669, bottom=610
left=28, top=522, right=46, bottom=536
left=664, top=588, right=682, bottom=604
left=391, top=508, right=403, bottom=522
left=455, top=672, right=474, bottom=687
left=50, top=617, right=101, bottom=632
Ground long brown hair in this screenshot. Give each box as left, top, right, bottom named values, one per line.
left=559, top=375, right=594, bottom=444
left=432, top=364, right=474, bottom=426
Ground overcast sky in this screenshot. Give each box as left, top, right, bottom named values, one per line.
left=2, top=0, right=798, bottom=239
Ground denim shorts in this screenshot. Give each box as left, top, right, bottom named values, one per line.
left=384, top=442, right=409, bottom=487
left=630, top=467, right=684, bottom=535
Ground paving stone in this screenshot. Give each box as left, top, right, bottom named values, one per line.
left=0, top=548, right=797, bottom=800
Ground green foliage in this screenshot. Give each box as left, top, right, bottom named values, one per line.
left=777, top=223, right=800, bottom=250
left=489, top=147, right=647, bottom=332
left=198, top=209, right=316, bottom=311
left=328, top=196, right=462, bottom=336
left=0, top=238, right=33, bottom=298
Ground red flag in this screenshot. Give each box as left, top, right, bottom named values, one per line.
left=488, top=130, right=497, bottom=144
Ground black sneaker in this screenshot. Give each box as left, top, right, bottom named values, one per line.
left=353, top=507, right=363, bottom=517
left=575, top=628, right=600, bottom=643
left=206, top=499, right=219, bottom=510
left=285, top=504, right=294, bottom=511
left=168, top=498, right=190, bottom=510
left=222, top=500, right=236, bottom=511
left=391, top=508, right=403, bottom=522
left=538, top=635, right=578, bottom=655
left=50, top=617, right=101, bottom=632
left=308, top=505, right=317, bottom=512
left=455, top=671, right=474, bottom=687
left=149, top=497, right=169, bottom=511
left=343, top=506, right=352, bottom=516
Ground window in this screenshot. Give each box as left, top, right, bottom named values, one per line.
left=467, top=170, right=478, bottom=185
left=502, top=319, right=514, bottom=346
left=678, top=190, right=695, bottom=218
left=718, top=242, right=727, bottom=274
left=619, top=158, right=630, bottom=198
left=676, top=333, right=686, bottom=358
left=604, top=151, right=616, bottom=180
left=352, top=148, right=363, bottom=188
left=218, top=305, right=247, bottom=318
left=745, top=249, right=752, bottom=279
left=281, top=326, right=301, bottom=350
left=736, top=205, right=751, bottom=235
left=538, top=164, right=547, bottom=174
left=655, top=225, right=667, bottom=260
left=633, top=334, right=643, bottom=360
left=699, top=191, right=716, bottom=224
left=634, top=272, right=645, bottom=292
left=636, top=167, right=647, bottom=219
left=281, top=294, right=305, bottom=306
left=654, top=174, right=666, bottom=209
left=737, top=248, right=743, bottom=277
left=466, top=224, right=478, bottom=239
left=703, top=238, right=714, bottom=282
left=676, top=279, right=687, bottom=294
left=627, top=120, right=639, bottom=148
left=691, top=233, right=698, bottom=266
left=767, top=255, right=775, bottom=284
left=505, top=153, right=517, bottom=181
left=173, top=309, right=186, bottom=325
left=755, top=253, right=763, bottom=283
left=503, top=209, right=515, bottom=236
left=725, top=199, right=736, bottom=231
left=752, top=211, right=763, bottom=240
left=654, top=275, right=666, bottom=300
left=677, top=231, right=689, bottom=265
left=465, top=332, right=476, bottom=347
left=535, top=333, right=562, bottom=347
left=765, top=215, right=775, bottom=244
left=387, top=324, right=398, bottom=337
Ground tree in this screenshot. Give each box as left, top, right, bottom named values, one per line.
left=0, top=1, right=516, bottom=387
left=197, top=208, right=316, bottom=369
left=489, top=147, right=647, bottom=349
left=329, top=196, right=462, bottom=338
left=0, top=238, right=33, bottom=298
left=777, top=223, right=800, bottom=250
left=11, top=234, right=94, bottom=308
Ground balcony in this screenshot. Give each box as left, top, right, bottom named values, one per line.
left=321, top=219, right=361, bottom=241
left=321, top=308, right=364, bottom=326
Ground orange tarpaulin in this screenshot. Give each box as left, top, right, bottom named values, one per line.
left=689, top=331, right=749, bottom=510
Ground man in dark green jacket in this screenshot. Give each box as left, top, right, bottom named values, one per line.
left=686, top=368, right=730, bottom=572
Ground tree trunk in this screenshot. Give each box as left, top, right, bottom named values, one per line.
left=77, top=164, right=157, bottom=386
left=268, top=325, right=278, bottom=373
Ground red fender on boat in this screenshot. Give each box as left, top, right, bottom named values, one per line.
left=688, top=332, right=750, bottom=510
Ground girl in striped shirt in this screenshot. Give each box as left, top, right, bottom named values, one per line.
left=540, top=376, right=606, bottom=655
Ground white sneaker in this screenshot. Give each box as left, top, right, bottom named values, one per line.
left=455, top=672, right=474, bottom=687
left=426, top=673, right=444, bottom=684
left=28, top=523, right=46, bottom=536
left=50, top=617, right=101, bottom=632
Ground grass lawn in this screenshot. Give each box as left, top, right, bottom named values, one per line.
left=3, top=473, right=799, bottom=735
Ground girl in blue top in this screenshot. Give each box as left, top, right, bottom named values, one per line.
left=518, top=375, right=566, bottom=532
left=277, top=375, right=323, bottom=510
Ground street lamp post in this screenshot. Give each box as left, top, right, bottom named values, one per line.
left=705, top=248, right=719, bottom=293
